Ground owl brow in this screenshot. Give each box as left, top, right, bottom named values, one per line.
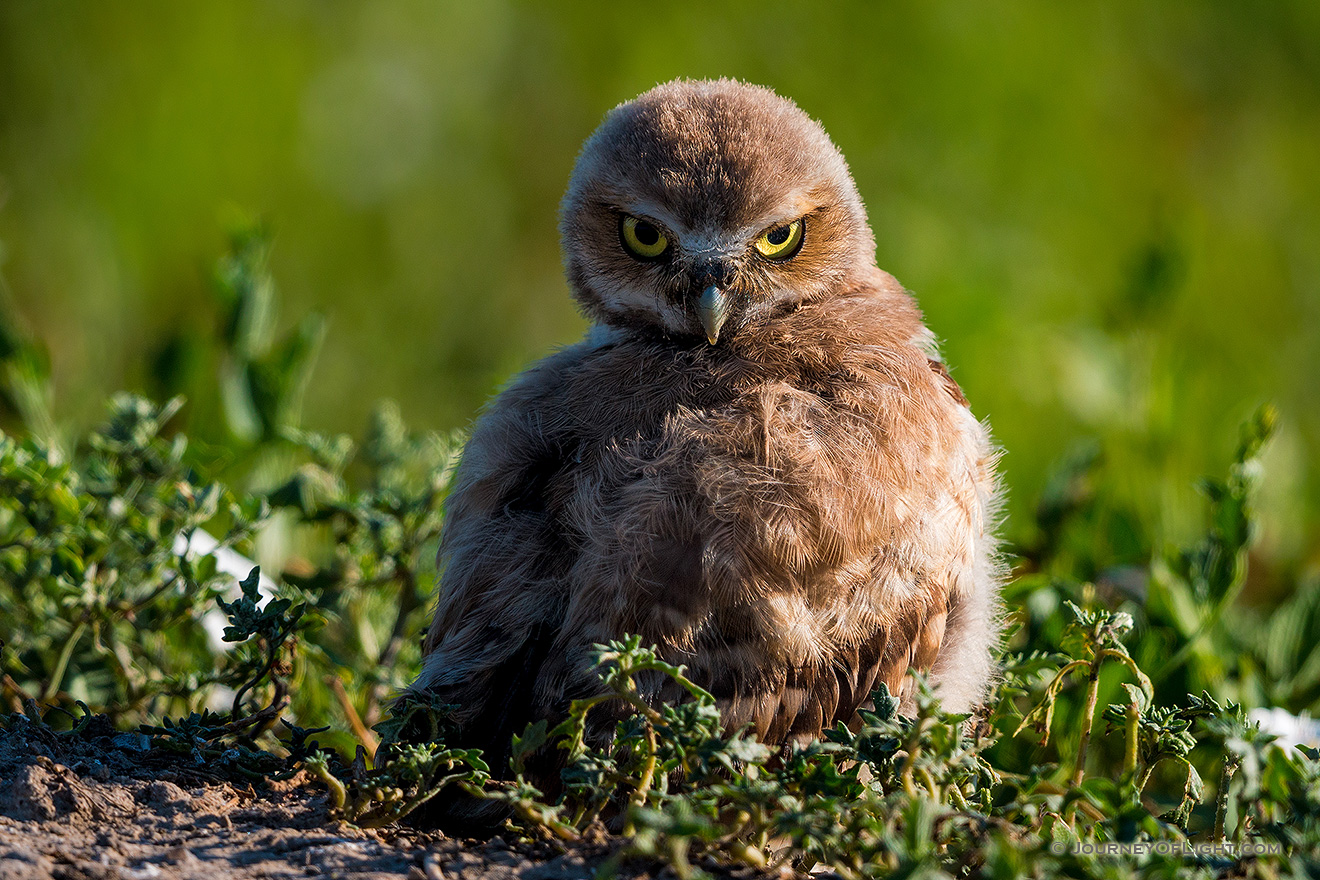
left=756, top=202, right=827, bottom=233
left=609, top=201, right=682, bottom=235
left=756, top=217, right=802, bottom=237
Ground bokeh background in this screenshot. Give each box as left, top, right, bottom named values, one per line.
left=1, top=1, right=1317, bottom=601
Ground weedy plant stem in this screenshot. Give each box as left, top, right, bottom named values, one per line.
left=128, top=569, right=183, bottom=614
left=624, top=719, right=659, bottom=836
left=40, top=620, right=86, bottom=702
left=1073, top=663, right=1103, bottom=786
left=900, top=714, right=931, bottom=796
left=918, top=765, right=941, bottom=799
left=1123, top=696, right=1140, bottom=781
left=304, top=755, right=348, bottom=810
left=328, top=675, right=379, bottom=758
left=231, top=646, right=279, bottom=720
left=1214, top=755, right=1239, bottom=842
left=98, top=624, right=146, bottom=710
left=366, top=563, right=420, bottom=727
left=1014, top=659, right=1088, bottom=743
left=1135, top=759, right=1158, bottom=794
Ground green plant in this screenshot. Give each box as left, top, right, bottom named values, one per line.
left=268, top=400, right=459, bottom=741
left=303, top=407, right=1317, bottom=878
left=0, top=395, right=270, bottom=722
left=3, top=231, right=1317, bottom=877
left=316, top=627, right=1316, bottom=879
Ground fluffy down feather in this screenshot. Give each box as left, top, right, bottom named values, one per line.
left=408, top=79, right=1002, bottom=805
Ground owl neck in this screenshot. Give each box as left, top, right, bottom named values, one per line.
left=593, top=279, right=926, bottom=380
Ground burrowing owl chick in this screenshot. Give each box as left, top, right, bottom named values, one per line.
left=411, top=78, right=1002, bottom=781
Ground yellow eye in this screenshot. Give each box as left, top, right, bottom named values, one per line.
left=754, top=219, right=804, bottom=260
left=620, top=215, right=669, bottom=259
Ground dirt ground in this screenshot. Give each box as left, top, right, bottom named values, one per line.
left=0, top=716, right=766, bottom=880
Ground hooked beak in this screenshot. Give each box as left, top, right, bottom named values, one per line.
left=696, top=285, right=730, bottom=345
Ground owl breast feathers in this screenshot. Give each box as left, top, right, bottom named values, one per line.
left=410, top=79, right=1002, bottom=782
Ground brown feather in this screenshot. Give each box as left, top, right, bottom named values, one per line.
left=408, top=80, right=1003, bottom=803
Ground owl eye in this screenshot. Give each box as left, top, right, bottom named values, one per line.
left=753, top=219, right=805, bottom=260
left=620, top=215, right=670, bottom=259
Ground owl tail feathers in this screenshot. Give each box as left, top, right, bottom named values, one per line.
left=390, top=623, right=577, bottom=830
left=391, top=712, right=574, bottom=834
left=404, top=787, right=513, bottom=835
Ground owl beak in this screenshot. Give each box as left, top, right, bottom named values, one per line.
left=696, top=285, right=730, bottom=345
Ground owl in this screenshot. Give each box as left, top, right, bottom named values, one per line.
left=410, top=79, right=1002, bottom=786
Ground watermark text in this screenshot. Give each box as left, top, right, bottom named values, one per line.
left=1049, top=841, right=1283, bottom=858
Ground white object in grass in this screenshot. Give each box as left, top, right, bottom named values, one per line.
left=171, top=530, right=276, bottom=652
left=1249, top=707, right=1320, bottom=750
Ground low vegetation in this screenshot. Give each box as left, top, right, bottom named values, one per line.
left=2, top=236, right=1317, bottom=878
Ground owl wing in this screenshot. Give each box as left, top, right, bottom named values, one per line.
left=713, top=565, right=956, bottom=748
left=764, top=357, right=971, bottom=736
left=748, top=358, right=985, bottom=739
left=409, top=343, right=597, bottom=776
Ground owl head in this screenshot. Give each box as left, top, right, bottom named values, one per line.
left=560, top=79, right=876, bottom=345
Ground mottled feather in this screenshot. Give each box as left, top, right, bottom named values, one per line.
left=409, top=79, right=1003, bottom=802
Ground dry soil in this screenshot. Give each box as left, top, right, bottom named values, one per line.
left=0, top=714, right=768, bottom=880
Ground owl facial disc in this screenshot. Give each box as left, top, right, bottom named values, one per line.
left=559, top=79, right=877, bottom=344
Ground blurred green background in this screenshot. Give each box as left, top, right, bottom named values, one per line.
left=1, top=1, right=1316, bottom=598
